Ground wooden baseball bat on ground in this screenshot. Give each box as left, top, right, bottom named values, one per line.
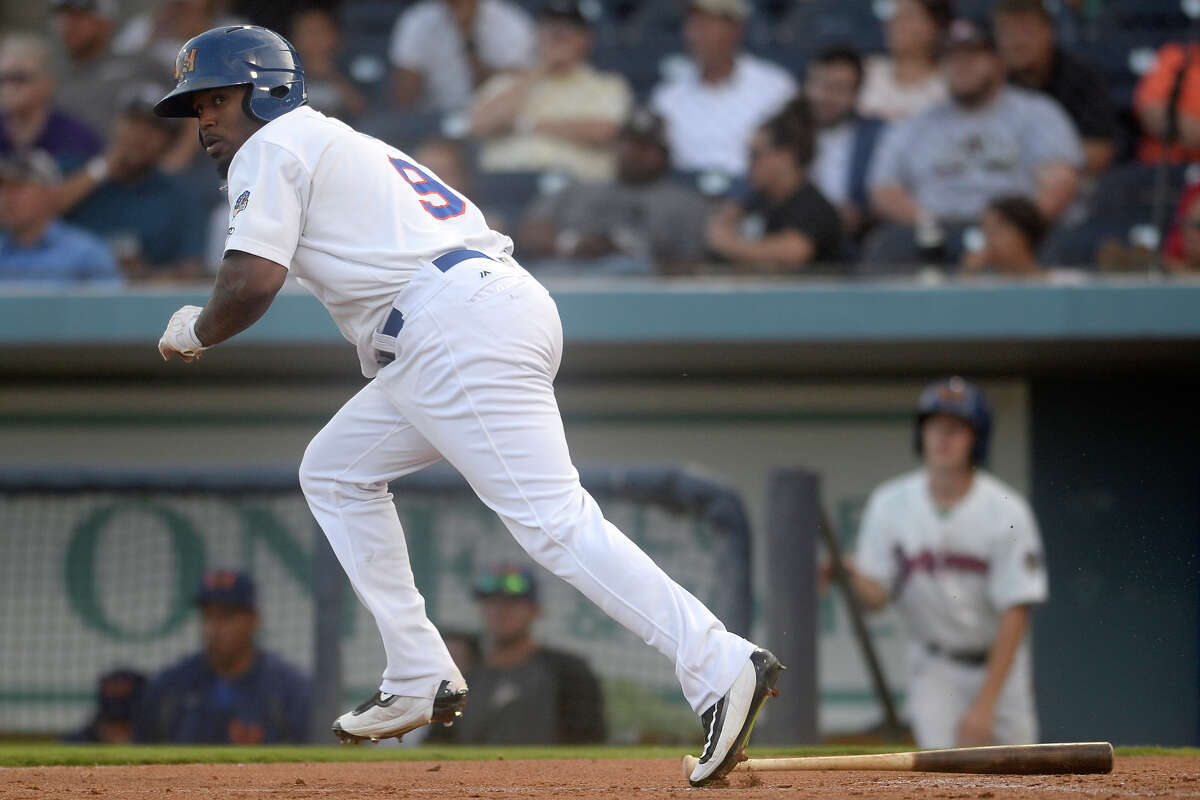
left=681, top=742, right=1113, bottom=778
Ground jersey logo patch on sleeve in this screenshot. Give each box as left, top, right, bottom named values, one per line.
left=233, top=190, right=250, bottom=218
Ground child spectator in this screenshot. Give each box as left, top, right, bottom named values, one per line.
left=962, top=196, right=1047, bottom=277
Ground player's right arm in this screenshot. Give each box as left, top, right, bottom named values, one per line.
left=194, top=251, right=288, bottom=346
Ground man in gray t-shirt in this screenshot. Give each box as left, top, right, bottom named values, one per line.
left=864, top=17, right=1083, bottom=268
left=50, top=0, right=168, bottom=138
left=518, top=108, right=712, bottom=273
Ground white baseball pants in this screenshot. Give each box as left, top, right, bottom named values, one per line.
left=299, top=253, right=754, bottom=714
left=905, top=639, right=1038, bottom=747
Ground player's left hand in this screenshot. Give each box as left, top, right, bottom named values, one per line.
left=158, top=305, right=207, bottom=363
left=955, top=700, right=995, bottom=747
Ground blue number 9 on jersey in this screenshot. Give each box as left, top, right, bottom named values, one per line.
left=388, top=156, right=466, bottom=220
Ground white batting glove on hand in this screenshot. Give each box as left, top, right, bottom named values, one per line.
left=158, top=305, right=206, bottom=362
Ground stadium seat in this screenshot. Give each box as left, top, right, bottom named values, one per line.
left=473, top=170, right=560, bottom=226
left=773, top=0, right=887, bottom=70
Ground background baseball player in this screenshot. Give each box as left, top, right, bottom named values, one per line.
left=152, top=25, right=779, bottom=785
left=839, top=377, right=1047, bottom=747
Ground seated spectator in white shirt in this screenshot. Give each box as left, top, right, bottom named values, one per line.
left=858, top=0, right=951, bottom=123
left=389, top=0, right=536, bottom=112
left=649, top=0, right=795, bottom=177
left=705, top=101, right=844, bottom=273
left=805, top=45, right=886, bottom=240
left=469, top=0, right=631, bottom=182
left=863, top=18, right=1083, bottom=269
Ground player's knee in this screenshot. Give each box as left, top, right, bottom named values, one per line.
left=298, top=439, right=331, bottom=498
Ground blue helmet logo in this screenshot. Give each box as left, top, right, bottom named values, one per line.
left=154, top=26, right=307, bottom=122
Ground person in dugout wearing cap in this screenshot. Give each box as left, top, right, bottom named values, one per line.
left=429, top=563, right=606, bottom=744
left=132, top=569, right=312, bottom=743
left=63, top=669, right=147, bottom=743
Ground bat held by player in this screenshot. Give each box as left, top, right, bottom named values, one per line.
left=680, top=742, right=1114, bottom=778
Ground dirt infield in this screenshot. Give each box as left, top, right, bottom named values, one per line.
left=2, top=756, right=1197, bottom=799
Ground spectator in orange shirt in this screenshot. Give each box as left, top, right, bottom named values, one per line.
left=1134, top=43, right=1200, bottom=164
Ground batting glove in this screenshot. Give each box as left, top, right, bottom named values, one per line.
left=158, top=305, right=206, bottom=362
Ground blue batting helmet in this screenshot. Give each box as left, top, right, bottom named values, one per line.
left=154, top=25, right=306, bottom=121
left=914, top=376, right=992, bottom=464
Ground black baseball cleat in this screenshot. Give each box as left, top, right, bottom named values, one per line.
left=688, top=648, right=784, bottom=786
left=332, top=679, right=468, bottom=744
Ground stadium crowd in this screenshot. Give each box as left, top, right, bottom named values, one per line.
left=1, top=0, right=1199, bottom=283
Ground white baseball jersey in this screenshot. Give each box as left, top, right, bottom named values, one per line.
left=856, top=469, right=1048, bottom=652
left=855, top=468, right=1047, bottom=747
left=214, top=104, right=757, bottom=721
left=221, top=105, right=513, bottom=377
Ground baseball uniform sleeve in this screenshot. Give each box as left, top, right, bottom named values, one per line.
left=222, top=140, right=310, bottom=268
left=987, top=496, right=1049, bottom=610
left=854, top=490, right=899, bottom=592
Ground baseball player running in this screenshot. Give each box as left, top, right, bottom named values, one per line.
left=153, top=26, right=779, bottom=785
left=845, top=378, right=1047, bottom=747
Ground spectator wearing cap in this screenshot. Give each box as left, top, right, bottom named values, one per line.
left=517, top=108, right=711, bottom=273
left=961, top=196, right=1047, bottom=277
left=649, top=0, right=796, bottom=177
left=864, top=17, right=1083, bottom=269
left=0, top=151, right=120, bottom=285
left=0, top=33, right=102, bottom=172
left=55, top=85, right=208, bottom=280
left=389, top=0, right=536, bottom=113
left=469, top=1, right=632, bottom=182
left=804, top=46, right=886, bottom=240
left=1133, top=42, right=1200, bottom=165
left=858, top=0, right=951, bottom=123
left=705, top=100, right=844, bottom=272
left=50, top=0, right=167, bottom=140
left=430, top=564, right=605, bottom=745
left=992, top=0, right=1116, bottom=175
left=63, top=669, right=147, bottom=744
left=288, top=8, right=366, bottom=123
left=133, top=570, right=312, bottom=744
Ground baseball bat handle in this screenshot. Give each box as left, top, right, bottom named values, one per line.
left=681, top=742, right=1113, bottom=778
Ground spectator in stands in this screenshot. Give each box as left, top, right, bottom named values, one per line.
left=56, top=85, right=208, bottom=281
left=134, top=570, right=311, bottom=744
left=805, top=45, right=886, bottom=239
left=705, top=100, right=843, bottom=272
left=112, top=0, right=244, bottom=73
left=0, top=34, right=102, bottom=172
left=0, top=151, right=120, bottom=285
left=517, top=108, right=710, bottom=273
left=864, top=18, right=1083, bottom=268
left=389, top=0, right=536, bottom=113
left=469, top=1, right=632, bottom=182
left=289, top=7, right=366, bottom=122
left=50, top=0, right=166, bottom=140
left=993, top=0, right=1116, bottom=175
left=1164, top=184, right=1200, bottom=274
left=961, top=196, right=1047, bottom=277
left=433, top=564, right=605, bottom=744
left=1134, top=42, right=1200, bottom=165
left=63, top=669, right=147, bottom=744
left=650, top=0, right=795, bottom=177
left=858, top=0, right=950, bottom=123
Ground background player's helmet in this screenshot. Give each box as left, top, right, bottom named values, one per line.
left=153, top=25, right=306, bottom=122
left=914, top=376, right=992, bottom=465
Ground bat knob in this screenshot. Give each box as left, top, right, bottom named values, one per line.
left=681, top=755, right=699, bottom=778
